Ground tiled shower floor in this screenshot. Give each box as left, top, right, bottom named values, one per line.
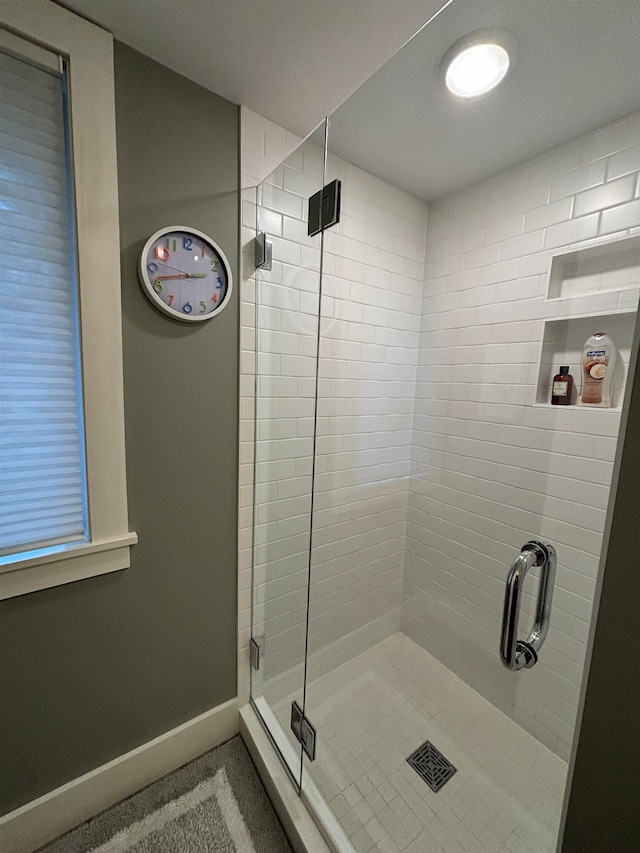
left=273, top=633, right=567, bottom=853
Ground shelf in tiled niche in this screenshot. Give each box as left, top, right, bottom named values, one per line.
left=535, top=310, right=636, bottom=407
left=546, top=233, right=640, bottom=303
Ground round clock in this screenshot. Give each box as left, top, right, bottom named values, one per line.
left=138, top=226, right=232, bottom=322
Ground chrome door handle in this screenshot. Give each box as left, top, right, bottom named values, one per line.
left=500, top=540, right=556, bottom=671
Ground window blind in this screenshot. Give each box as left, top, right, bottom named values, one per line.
left=0, top=48, right=87, bottom=557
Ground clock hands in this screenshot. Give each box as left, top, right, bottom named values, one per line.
left=155, top=261, right=207, bottom=279
left=156, top=273, right=208, bottom=280
left=155, top=261, right=187, bottom=274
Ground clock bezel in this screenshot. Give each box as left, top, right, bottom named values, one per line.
left=138, top=225, right=233, bottom=323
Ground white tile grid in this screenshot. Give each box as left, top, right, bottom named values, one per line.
left=272, top=633, right=567, bottom=853
left=406, top=109, right=640, bottom=760
left=247, top=125, right=430, bottom=691
left=306, top=152, right=428, bottom=681
left=250, top=136, right=324, bottom=685
left=238, top=108, right=302, bottom=703
left=241, top=105, right=303, bottom=190
left=547, top=235, right=640, bottom=301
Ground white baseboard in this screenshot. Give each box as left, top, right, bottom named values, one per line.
left=0, top=698, right=239, bottom=853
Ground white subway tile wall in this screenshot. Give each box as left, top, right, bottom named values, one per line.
left=248, top=129, right=429, bottom=698
left=405, top=110, right=640, bottom=760
left=251, top=140, right=326, bottom=695
left=306, top=155, right=428, bottom=680
left=240, top=107, right=640, bottom=763
left=238, top=107, right=302, bottom=704
left=241, top=106, right=303, bottom=190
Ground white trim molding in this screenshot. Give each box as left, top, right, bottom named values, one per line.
left=0, top=699, right=239, bottom=853
left=0, top=0, right=136, bottom=599
left=0, top=534, right=139, bottom=600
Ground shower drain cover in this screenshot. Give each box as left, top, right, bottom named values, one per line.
left=407, top=740, right=457, bottom=792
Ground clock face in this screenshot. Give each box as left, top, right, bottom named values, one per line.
left=138, top=227, right=232, bottom=322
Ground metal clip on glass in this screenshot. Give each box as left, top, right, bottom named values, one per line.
left=500, top=541, right=556, bottom=671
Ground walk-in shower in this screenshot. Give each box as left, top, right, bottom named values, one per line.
left=245, top=1, right=640, bottom=850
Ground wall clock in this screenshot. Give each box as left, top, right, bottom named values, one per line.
left=138, top=226, right=233, bottom=322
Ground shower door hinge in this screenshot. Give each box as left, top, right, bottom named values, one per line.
left=255, top=231, right=272, bottom=270
left=250, top=636, right=263, bottom=671
left=291, top=700, right=316, bottom=761
left=308, top=178, right=341, bottom=237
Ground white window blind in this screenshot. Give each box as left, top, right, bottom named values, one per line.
left=0, top=47, right=87, bottom=557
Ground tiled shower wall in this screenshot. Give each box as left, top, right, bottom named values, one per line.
left=238, top=107, right=302, bottom=703
left=241, top=108, right=640, bottom=761
left=251, top=135, right=325, bottom=688
left=308, top=155, right=427, bottom=679
left=404, top=110, right=640, bottom=760
left=247, top=128, right=428, bottom=693
left=240, top=110, right=428, bottom=701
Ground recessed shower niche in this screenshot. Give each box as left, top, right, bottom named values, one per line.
left=536, top=311, right=637, bottom=407
left=546, top=233, right=640, bottom=302
left=535, top=235, right=640, bottom=407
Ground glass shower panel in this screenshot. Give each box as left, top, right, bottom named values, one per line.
left=250, top=122, right=327, bottom=785
left=299, top=1, right=640, bottom=851
left=302, top=109, right=437, bottom=850
left=300, top=137, right=425, bottom=697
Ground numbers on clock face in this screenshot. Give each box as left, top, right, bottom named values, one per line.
left=144, top=230, right=229, bottom=319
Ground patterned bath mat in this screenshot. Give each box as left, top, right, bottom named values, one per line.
left=40, top=736, right=292, bottom=852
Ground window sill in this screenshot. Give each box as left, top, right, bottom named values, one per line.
left=0, top=533, right=138, bottom=600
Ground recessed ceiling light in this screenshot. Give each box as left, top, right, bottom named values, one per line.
left=445, top=42, right=510, bottom=98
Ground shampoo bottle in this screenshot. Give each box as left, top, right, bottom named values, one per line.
left=578, top=332, right=616, bottom=408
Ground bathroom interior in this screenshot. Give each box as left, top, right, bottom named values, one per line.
left=243, top=1, right=640, bottom=851
left=2, top=1, right=640, bottom=852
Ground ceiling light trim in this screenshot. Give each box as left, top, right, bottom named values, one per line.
left=440, top=28, right=517, bottom=100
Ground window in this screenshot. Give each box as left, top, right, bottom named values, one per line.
left=1, top=41, right=88, bottom=557
left=0, top=2, right=136, bottom=599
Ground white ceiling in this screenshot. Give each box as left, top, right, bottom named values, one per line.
left=327, top=0, right=640, bottom=200
left=56, top=0, right=447, bottom=137
left=58, top=0, right=640, bottom=201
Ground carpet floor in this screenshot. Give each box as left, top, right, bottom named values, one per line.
left=40, top=737, right=293, bottom=853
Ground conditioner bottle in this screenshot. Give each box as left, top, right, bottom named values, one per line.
left=578, top=332, right=616, bottom=408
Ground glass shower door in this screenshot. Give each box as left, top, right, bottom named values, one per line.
left=250, top=122, right=327, bottom=786
left=300, top=116, right=440, bottom=852
left=297, top=0, right=640, bottom=850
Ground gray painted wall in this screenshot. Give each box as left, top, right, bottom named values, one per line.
left=0, top=43, right=239, bottom=816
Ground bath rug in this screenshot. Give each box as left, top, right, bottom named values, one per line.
left=40, top=736, right=292, bottom=853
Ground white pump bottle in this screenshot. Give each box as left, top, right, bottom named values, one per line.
left=578, top=332, right=616, bottom=408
